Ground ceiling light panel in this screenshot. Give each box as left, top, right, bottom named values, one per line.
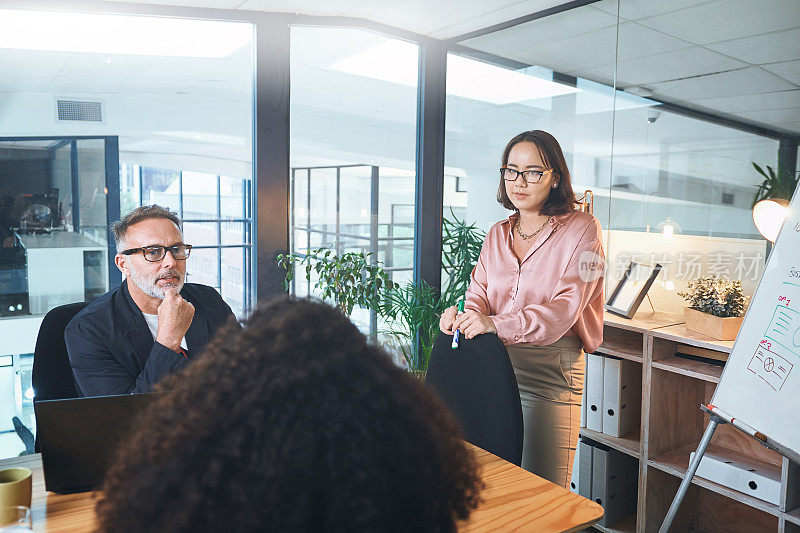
left=0, top=9, right=252, bottom=58
left=328, top=39, right=579, bottom=105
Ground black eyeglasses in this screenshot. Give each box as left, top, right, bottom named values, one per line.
left=501, top=167, right=550, bottom=184
left=120, top=244, right=192, bottom=262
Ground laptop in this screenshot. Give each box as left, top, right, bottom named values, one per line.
left=34, top=392, right=164, bottom=493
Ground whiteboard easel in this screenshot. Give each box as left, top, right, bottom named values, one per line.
left=659, top=189, right=800, bottom=532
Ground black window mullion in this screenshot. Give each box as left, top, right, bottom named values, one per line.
left=413, top=39, right=447, bottom=292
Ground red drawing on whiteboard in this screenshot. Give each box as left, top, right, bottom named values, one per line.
left=748, top=344, right=793, bottom=391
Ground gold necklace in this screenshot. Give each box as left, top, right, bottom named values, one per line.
left=516, top=215, right=551, bottom=240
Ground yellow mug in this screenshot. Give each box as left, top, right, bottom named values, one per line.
left=0, top=468, right=32, bottom=526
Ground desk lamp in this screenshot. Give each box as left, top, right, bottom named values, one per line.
left=753, top=198, right=790, bottom=242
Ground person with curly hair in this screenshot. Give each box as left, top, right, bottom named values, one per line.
left=97, top=297, right=483, bottom=533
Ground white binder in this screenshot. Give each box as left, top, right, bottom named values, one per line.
left=690, top=450, right=781, bottom=505
left=586, top=353, right=604, bottom=432
left=602, top=357, right=642, bottom=438
left=581, top=381, right=587, bottom=428
left=592, top=445, right=638, bottom=527
left=570, top=444, right=580, bottom=493
left=578, top=438, right=592, bottom=499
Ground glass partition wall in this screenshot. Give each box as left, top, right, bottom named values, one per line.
left=0, top=1, right=796, bottom=462
left=449, top=0, right=787, bottom=314
left=0, top=9, right=255, bottom=457
left=288, top=26, right=419, bottom=339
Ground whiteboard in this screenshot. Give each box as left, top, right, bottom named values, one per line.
left=711, top=191, right=800, bottom=462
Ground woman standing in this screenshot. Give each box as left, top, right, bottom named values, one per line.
left=439, top=130, right=605, bottom=489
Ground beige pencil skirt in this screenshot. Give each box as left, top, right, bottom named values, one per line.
left=506, top=335, right=585, bottom=489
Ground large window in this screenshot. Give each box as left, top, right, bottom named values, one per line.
left=288, top=26, right=419, bottom=335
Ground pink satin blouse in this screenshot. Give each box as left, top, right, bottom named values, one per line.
left=465, top=210, right=605, bottom=352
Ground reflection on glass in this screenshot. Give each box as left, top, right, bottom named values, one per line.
left=0, top=8, right=255, bottom=461
left=142, top=167, right=180, bottom=214
left=182, top=171, right=218, bottom=220
left=186, top=246, right=219, bottom=289
left=221, top=221, right=247, bottom=246
left=290, top=26, right=418, bottom=342
left=183, top=221, right=218, bottom=247
left=221, top=246, right=247, bottom=318
left=220, top=176, right=246, bottom=219
left=0, top=138, right=111, bottom=317
left=448, top=0, right=783, bottom=316
left=76, top=139, right=107, bottom=243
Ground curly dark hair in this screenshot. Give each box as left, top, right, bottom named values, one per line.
left=96, top=297, right=483, bottom=533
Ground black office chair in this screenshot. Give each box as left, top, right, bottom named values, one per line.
left=32, top=302, right=88, bottom=401
left=13, top=302, right=89, bottom=454
left=426, top=332, right=523, bottom=466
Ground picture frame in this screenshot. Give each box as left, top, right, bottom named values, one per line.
left=605, top=262, right=663, bottom=319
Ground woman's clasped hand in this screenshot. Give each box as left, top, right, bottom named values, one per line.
left=439, top=305, right=497, bottom=339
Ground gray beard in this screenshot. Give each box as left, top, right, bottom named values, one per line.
left=128, top=266, right=184, bottom=300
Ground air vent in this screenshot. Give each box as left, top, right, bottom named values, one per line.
left=56, top=99, right=103, bottom=122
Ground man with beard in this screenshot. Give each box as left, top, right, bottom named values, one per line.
left=65, top=205, right=237, bottom=397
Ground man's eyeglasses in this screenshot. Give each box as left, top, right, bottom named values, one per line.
left=120, top=244, right=192, bottom=262
left=501, top=167, right=549, bottom=185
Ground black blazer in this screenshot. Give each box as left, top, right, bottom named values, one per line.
left=65, top=280, right=237, bottom=397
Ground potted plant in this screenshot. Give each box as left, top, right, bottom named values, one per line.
left=377, top=212, right=486, bottom=377
left=751, top=162, right=799, bottom=208
left=678, top=276, right=749, bottom=340
left=277, top=213, right=485, bottom=376
left=276, top=248, right=392, bottom=315
left=378, top=280, right=444, bottom=378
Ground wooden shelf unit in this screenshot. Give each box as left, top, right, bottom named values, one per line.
left=580, top=426, right=641, bottom=460
left=590, top=310, right=800, bottom=532
left=593, top=512, right=637, bottom=533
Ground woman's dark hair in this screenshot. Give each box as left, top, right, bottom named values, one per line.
left=97, top=298, right=482, bottom=533
left=497, top=130, right=577, bottom=216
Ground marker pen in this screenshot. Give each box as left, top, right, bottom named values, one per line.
left=451, top=300, right=465, bottom=349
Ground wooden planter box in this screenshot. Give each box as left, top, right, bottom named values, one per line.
left=684, top=307, right=744, bottom=341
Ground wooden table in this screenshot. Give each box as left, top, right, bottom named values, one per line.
left=461, top=444, right=603, bottom=532
left=1, top=447, right=602, bottom=532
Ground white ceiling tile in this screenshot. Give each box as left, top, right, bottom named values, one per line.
left=0, top=49, right=65, bottom=76
left=594, top=0, right=714, bottom=21
left=58, top=54, right=154, bottom=79
left=584, top=46, right=748, bottom=87
left=706, top=29, right=800, bottom=65
left=0, top=76, right=53, bottom=91
left=103, top=0, right=245, bottom=7
left=423, top=0, right=598, bottom=40
left=137, top=56, right=252, bottom=83
left=238, top=0, right=367, bottom=16
left=636, top=0, right=800, bottom=45
left=650, top=66, right=795, bottom=100
left=694, top=89, right=800, bottom=113
left=773, top=121, right=800, bottom=133
left=762, top=60, right=800, bottom=85
left=49, top=76, right=128, bottom=92
left=463, top=6, right=618, bottom=56
left=735, top=107, right=800, bottom=124
left=503, top=22, right=688, bottom=73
